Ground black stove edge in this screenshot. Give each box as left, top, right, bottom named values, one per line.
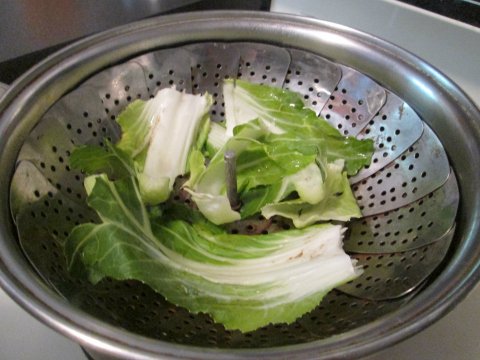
left=397, top=0, right=480, bottom=27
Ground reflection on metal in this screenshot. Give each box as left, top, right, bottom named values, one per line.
left=224, top=150, right=241, bottom=210
left=339, top=226, right=455, bottom=300
left=352, top=125, right=450, bottom=216
left=350, top=91, right=424, bottom=183
left=320, top=65, right=387, bottom=136
left=346, top=171, right=458, bottom=253
left=285, top=49, right=341, bottom=114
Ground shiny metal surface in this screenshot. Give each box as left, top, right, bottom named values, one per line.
left=284, top=49, right=341, bottom=114
left=224, top=151, right=240, bottom=210
left=187, top=43, right=241, bottom=122
left=352, top=125, right=451, bottom=216
left=0, top=11, right=479, bottom=360
left=339, top=226, right=455, bottom=300
left=83, top=60, right=151, bottom=121
left=0, top=83, right=7, bottom=96
left=15, top=113, right=87, bottom=202
left=320, top=66, right=387, bottom=136
left=237, top=43, right=290, bottom=87
left=350, top=92, right=424, bottom=183
left=345, top=171, right=459, bottom=253
left=132, top=48, right=193, bottom=96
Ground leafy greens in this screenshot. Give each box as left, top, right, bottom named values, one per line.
left=66, top=174, right=360, bottom=332
left=186, top=79, right=373, bottom=224
left=115, top=88, right=212, bottom=204
left=66, top=81, right=373, bottom=332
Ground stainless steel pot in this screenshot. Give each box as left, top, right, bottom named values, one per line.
left=0, top=11, right=479, bottom=360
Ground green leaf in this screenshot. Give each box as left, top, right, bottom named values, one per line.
left=113, top=88, right=213, bottom=205
left=185, top=189, right=241, bottom=225
left=236, top=140, right=317, bottom=192
left=223, top=79, right=374, bottom=175
left=115, top=99, right=151, bottom=158
left=282, top=162, right=325, bottom=205
left=65, top=175, right=360, bottom=332
left=239, top=182, right=285, bottom=218
left=205, top=121, right=227, bottom=157
left=268, top=132, right=374, bottom=176
left=224, top=78, right=319, bottom=136
left=239, top=162, right=328, bottom=219
left=187, top=118, right=325, bottom=224
left=262, top=161, right=362, bottom=228
left=185, top=149, right=206, bottom=188
left=69, top=141, right=134, bottom=179
left=185, top=120, right=267, bottom=224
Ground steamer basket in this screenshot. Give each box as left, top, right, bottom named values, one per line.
left=0, top=11, right=479, bottom=360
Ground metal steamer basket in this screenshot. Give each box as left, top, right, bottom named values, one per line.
left=0, top=11, right=479, bottom=360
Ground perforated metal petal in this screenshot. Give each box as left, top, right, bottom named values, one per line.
left=338, top=226, right=455, bottom=300
left=16, top=116, right=87, bottom=203
left=236, top=43, right=291, bottom=87
left=352, top=125, right=451, bottom=216
left=345, top=171, right=458, bottom=253
left=349, top=92, right=424, bottom=183
left=284, top=49, right=341, bottom=114
left=84, top=60, right=150, bottom=120
left=10, top=161, right=60, bottom=217
left=15, top=186, right=98, bottom=246
left=320, top=65, right=387, bottom=136
left=15, top=222, right=72, bottom=293
left=12, top=163, right=98, bottom=294
left=131, top=47, right=192, bottom=96
left=185, top=43, right=241, bottom=123
left=296, top=289, right=417, bottom=337
left=41, top=279, right=417, bottom=348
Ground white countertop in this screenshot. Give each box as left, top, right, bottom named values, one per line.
left=271, top=0, right=480, bottom=106
left=1, top=1, right=480, bottom=359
